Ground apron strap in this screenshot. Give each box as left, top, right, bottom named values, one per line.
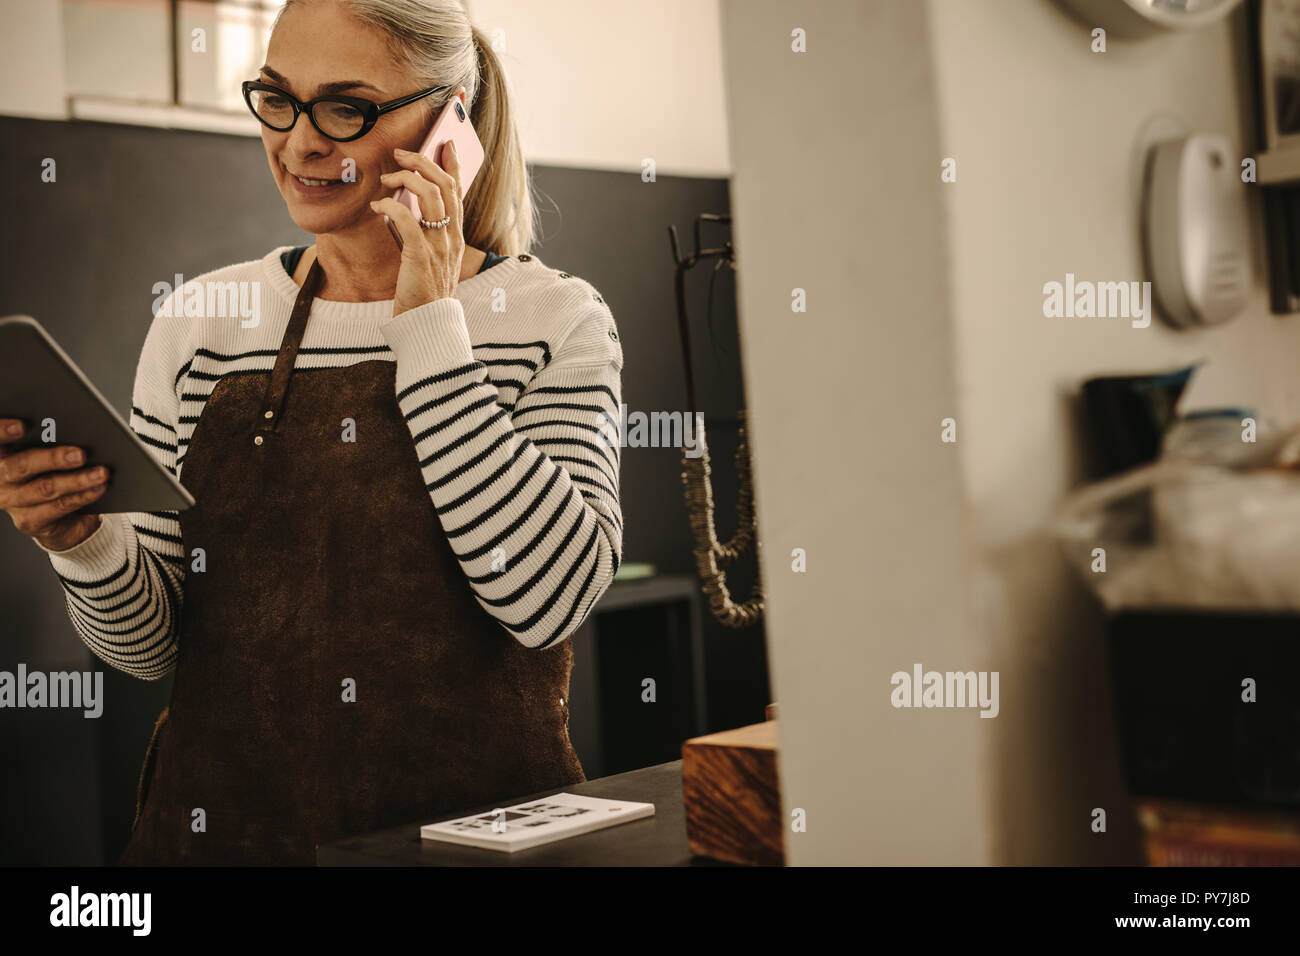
left=254, top=254, right=323, bottom=442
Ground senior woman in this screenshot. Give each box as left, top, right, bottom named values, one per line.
left=0, top=0, right=623, bottom=865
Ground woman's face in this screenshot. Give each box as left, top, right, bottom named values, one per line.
left=258, top=0, right=457, bottom=237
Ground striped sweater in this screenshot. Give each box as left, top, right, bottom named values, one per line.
left=33, top=245, right=625, bottom=679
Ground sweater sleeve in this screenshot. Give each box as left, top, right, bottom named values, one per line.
left=379, top=295, right=625, bottom=649
left=31, top=303, right=189, bottom=680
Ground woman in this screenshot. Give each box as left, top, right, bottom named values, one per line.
left=0, top=0, right=623, bottom=865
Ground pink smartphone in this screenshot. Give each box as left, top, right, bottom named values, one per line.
left=385, top=95, right=485, bottom=250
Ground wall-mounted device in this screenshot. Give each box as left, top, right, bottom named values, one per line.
left=1058, top=0, right=1246, bottom=37
left=1143, top=132, right=1251, bottom=328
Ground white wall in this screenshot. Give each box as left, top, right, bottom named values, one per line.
left=932, top=0, right=1287, bottom=549
left=0, top=0, right=66, bottom=119
left=719, top=0, right=990, bottom=865
left=928, top=0, right=1291, bottom=863
left=469, top=0, right=730, bottom=176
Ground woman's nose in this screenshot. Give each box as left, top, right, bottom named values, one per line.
left=283, top=113, right=334, bottom=158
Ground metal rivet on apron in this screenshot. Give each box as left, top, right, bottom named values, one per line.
left=253, top=435, right=264, bottom=446
left=264, top=410, right=274, bottom=419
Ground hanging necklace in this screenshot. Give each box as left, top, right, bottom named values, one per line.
left=668, top=214, right=764, bottom=629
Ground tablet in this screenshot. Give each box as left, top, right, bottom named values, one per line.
left=0, top=315, right=195, bottom=515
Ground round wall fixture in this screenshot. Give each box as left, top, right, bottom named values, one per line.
left=1057, top=0, right=1246, bottom=37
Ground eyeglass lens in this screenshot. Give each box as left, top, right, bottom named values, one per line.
left=248, top=88, right=366, bottom=139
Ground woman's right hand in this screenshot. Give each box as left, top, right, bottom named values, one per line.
left=0, top=418, right=110, bottom=552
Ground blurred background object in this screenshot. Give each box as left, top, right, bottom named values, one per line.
left=1058, top=0, right=1247, bottom=38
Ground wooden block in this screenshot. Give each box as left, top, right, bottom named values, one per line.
left=681, top=720, right=783, bottom=866
left=764, top=702, right=778, bottom=721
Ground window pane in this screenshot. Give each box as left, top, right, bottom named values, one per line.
left=177, top=0, right=279, bottom=112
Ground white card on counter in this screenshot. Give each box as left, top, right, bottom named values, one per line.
left=420, top=792, right=655, bottom=852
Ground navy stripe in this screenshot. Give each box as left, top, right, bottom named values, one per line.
left=475, top=341, right=553, bottom=365
left=476, top=499, right=593, bottom=614
left=395, top=363, right=485, bottom=403
left=538, top=544, right=604, bottom=649
left=454, top=467, right=565, bottom=563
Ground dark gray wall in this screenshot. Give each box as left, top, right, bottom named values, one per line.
left=0, top=116, right=769, bottom=864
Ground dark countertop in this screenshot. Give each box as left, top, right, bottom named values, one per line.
left=317, top=759, right=727, bottom=866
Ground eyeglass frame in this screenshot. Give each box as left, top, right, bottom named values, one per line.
left=240, top=80, right=451, bottom=142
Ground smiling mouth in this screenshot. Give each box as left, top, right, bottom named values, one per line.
left=292, top=174, right=344, bottom=186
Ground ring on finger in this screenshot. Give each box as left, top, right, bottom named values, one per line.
left=419, top=215, right=452, bottom=229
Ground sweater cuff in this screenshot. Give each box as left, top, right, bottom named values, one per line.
left=33, top=512, right=130, bottom=581
left=379, top=297, right=474, bottom=370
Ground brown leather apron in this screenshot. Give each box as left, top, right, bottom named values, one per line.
left=119, top=258, right=585, bottom=865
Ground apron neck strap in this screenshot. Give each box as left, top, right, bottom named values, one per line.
left=255, top=254, right=323, bottom=438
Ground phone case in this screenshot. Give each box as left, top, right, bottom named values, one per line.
left=385, top=96, right=485, bottom=249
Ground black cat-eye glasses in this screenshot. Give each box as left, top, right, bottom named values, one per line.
left=241, top=80, right=449, bottom=142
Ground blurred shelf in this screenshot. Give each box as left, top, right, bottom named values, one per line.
left=68, top=96, right=259, bottom=137
left=1258, top=144, right=1300, bottom=185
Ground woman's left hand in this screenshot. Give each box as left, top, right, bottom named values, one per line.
left=370, top=139, right=465, bottom=317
